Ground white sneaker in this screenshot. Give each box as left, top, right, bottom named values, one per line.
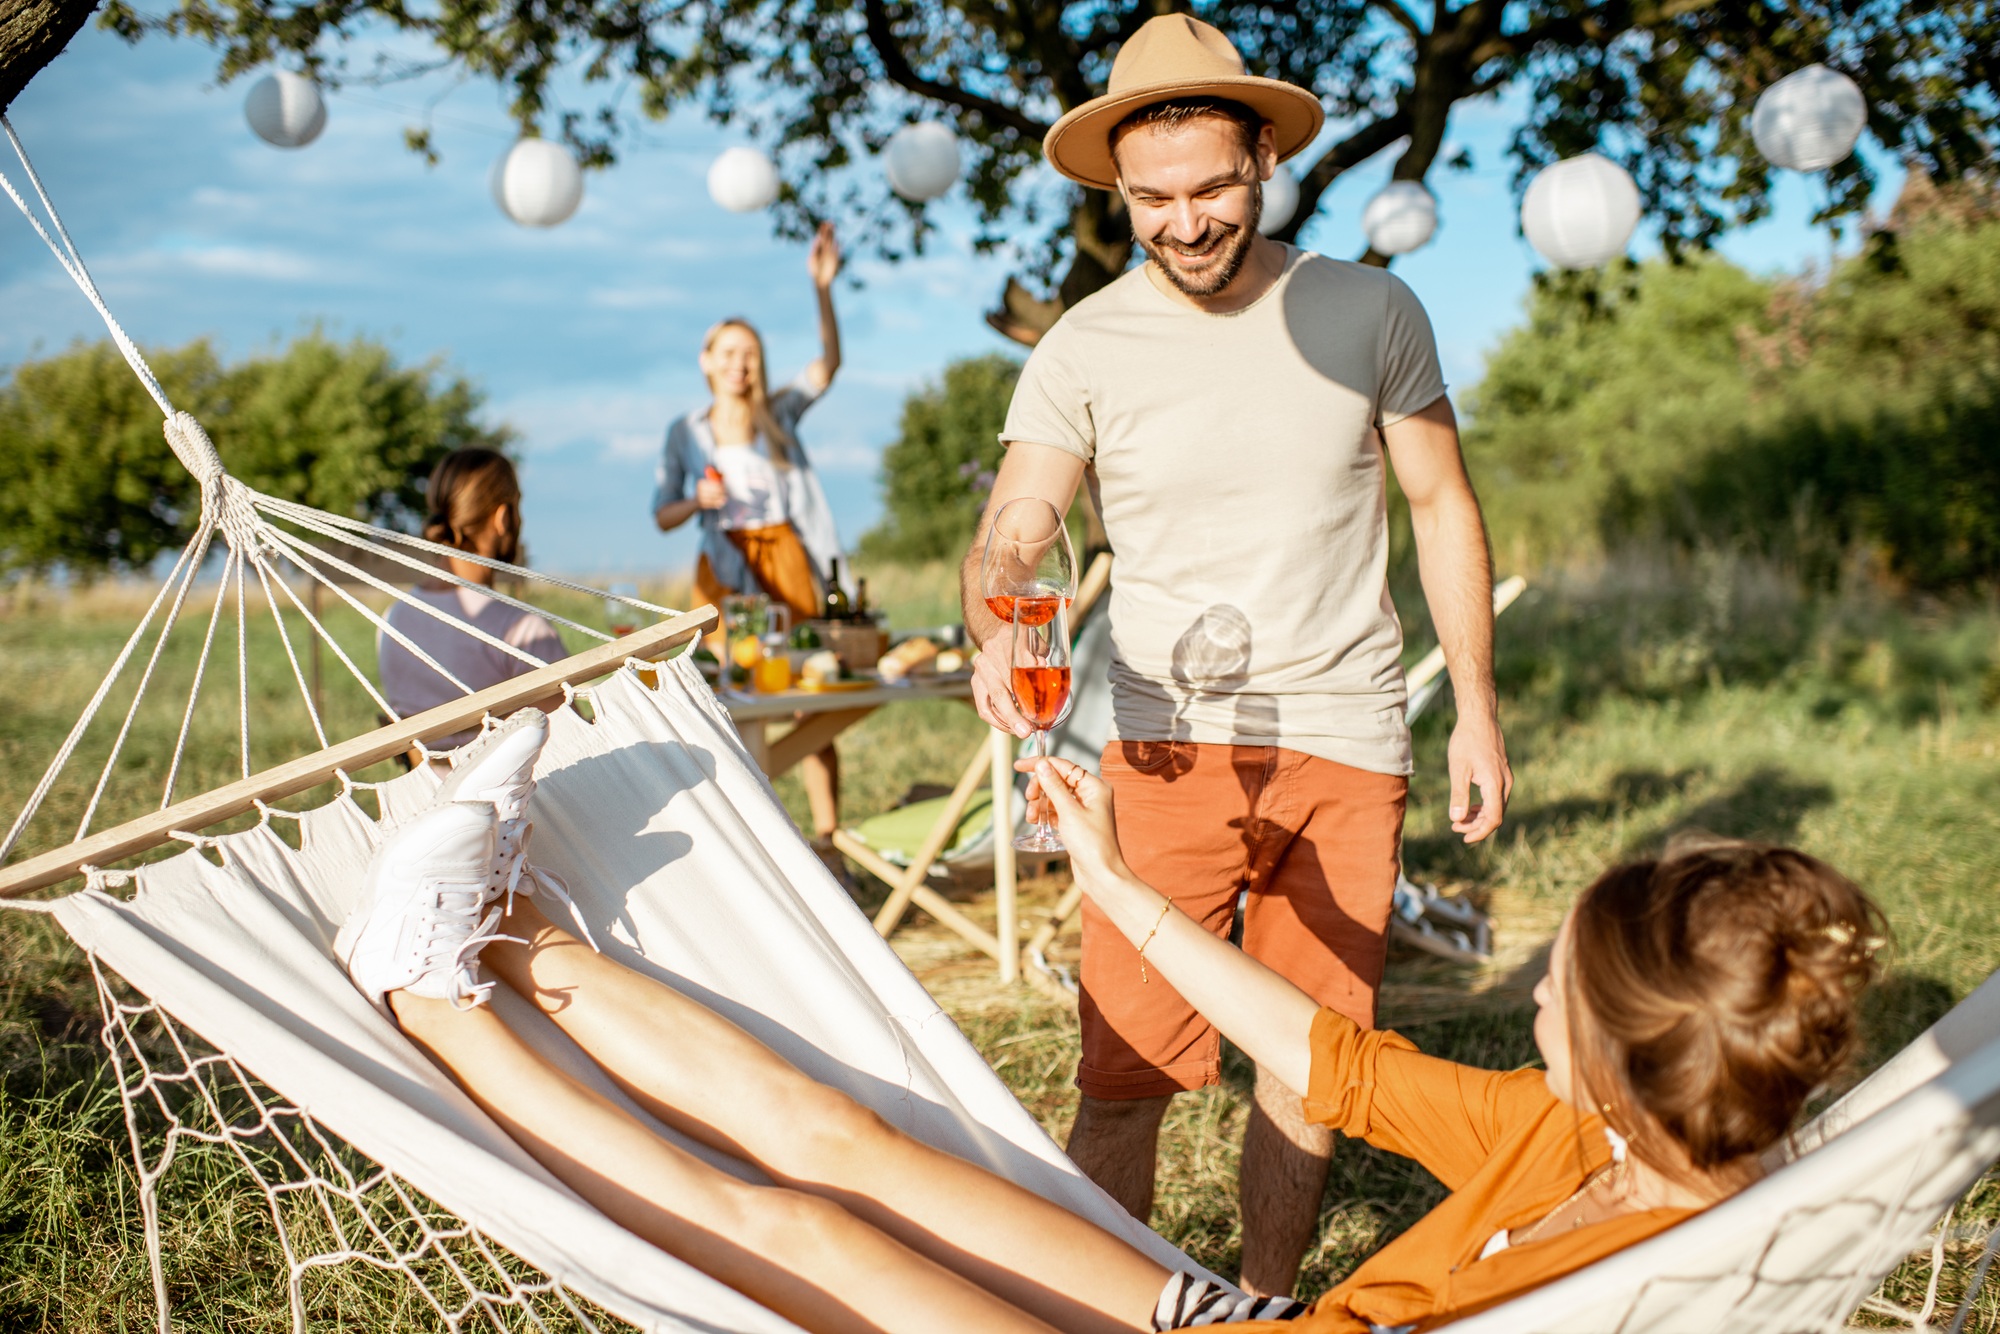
left=336, top=802, right=511, bottom=1014
left=434, top=708, right=548, bottom=830
left=430, top=708, right=596, bottom=947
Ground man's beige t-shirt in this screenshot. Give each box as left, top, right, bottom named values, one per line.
left=1000, top=247, right=1446, bottom=777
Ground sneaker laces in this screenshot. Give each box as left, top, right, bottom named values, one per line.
left=419, top=884, right=523, bottom=1011
left=489, top=821, right=600, bottom=953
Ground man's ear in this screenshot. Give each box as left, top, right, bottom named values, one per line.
left=1256, top=122, right=1280, bottom=181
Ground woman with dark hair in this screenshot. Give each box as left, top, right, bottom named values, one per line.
left=336, top=713, right=1889, bottom=1334
left=377, top=448, right=567, bottom=750
left=652, top=221, right=846, bottom=848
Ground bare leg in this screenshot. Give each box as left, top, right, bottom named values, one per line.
left=482, top=901, right=1170, bottom=1334
left=391, top=989, right=1057, bottom=1334
left=1236, top=1064, right=1332, bottom=1298
left=1065, top=1094, right=1173, bottom=1223
left=802, top=744, right=840, bottom=838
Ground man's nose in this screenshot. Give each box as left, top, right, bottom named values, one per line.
left=1164, top=199, right=1206, bottom=242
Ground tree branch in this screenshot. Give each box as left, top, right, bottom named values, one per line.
left=0, top=0, right=99, bottom=111
left=861, top=0, right=1050, bottom=139
left=1271, top=109, right=1413, bottom=243
left=1370, top=0, right=1426, bottom=40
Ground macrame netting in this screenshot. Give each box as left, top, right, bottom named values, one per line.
left=4, top=108, right=1999, bottom=1334
left=93, top=958, right=634, bottom=1333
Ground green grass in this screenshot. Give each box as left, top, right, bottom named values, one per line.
left=2, top=556, right=1998, bottom=1329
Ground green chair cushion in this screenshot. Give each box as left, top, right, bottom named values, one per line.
left=846, top=786, right=995, bottom=867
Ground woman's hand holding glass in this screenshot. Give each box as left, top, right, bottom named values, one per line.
left=1018, top=755, right=1126, bottom=883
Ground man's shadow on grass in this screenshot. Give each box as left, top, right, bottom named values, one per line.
left=1402, top=764, right=1829, bottom=887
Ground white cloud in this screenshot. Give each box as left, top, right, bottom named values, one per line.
left=588, top=283, right=691, bottom=310
left=488, top=382, right=678, bottom=456
left=804, top=440, right=883, bottom=474
left=176, top=244, right=323, bottom=280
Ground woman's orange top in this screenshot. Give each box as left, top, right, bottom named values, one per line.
left=1238, top=1008, right=1696, bottom=1334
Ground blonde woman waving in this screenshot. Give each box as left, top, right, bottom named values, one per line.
left=653, top=221, right=847, bottom=841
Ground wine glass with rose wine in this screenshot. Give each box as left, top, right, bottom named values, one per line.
left=980, top=497, right=1076, bottom=629
left=1010, top=597, right=1074, bottom=852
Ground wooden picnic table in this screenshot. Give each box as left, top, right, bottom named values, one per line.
left=717, top=673, right=1021, bottom=983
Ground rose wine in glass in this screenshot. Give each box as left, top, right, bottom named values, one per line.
left=984, top=593, right=1064, bottom=626
left=980, top=498, right=1076, bottom=628
left=1010, top=598, right=1074, bottom=853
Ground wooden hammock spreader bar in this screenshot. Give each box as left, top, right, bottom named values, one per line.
left=0, top=607, right=716, bottom=899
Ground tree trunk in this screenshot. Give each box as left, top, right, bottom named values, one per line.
left=0, top=0, right=98, bottom=111
left=986, top=189, right=1133, bottom=346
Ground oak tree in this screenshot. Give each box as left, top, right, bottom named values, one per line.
left=4, top=0, right=1995, bottom=343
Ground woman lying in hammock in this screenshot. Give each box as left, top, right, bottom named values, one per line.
left=336, top=709, right=1885, bottom=1334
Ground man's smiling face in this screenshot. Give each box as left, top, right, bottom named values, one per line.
left=1116, top=116, right=1277, bottom=299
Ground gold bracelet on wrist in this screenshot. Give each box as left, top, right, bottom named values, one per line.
left=1137, top=899, right=1174, bottom=984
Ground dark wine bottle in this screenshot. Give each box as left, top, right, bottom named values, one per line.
left=824, top=558, right=852, bottom=621
left=854, top=577, right=870, bottom=622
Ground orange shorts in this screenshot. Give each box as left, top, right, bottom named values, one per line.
left=1079, top=740, right=1407, bottom=1100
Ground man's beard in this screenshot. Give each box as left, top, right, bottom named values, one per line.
left=1138, top=182, right=1262, bottom=298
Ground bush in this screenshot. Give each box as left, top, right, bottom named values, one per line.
left=0, top=333, right=511, bottom=578
left=860, top=354, right=1020, bottom=565
left=1464, top=185, right=2000, bottom=591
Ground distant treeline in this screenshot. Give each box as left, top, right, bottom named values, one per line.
left=1465, top=179, right=2000, bottom=591
left=0, top=334, right=509, bottom=577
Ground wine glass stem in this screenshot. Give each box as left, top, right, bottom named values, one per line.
left=1033, top=728, right=1054, bottom=839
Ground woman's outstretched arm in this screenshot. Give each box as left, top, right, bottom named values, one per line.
left=801, top=222, right=842, bottom=391
left=1025, top=758, right=1320, bottom=1095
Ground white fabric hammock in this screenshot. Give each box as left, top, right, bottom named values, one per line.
left=52, top=659, right=1203, bottom=1331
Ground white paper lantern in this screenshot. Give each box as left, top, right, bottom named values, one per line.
left=885, top=123, right=962, bottom=202
left=244, top=71, right=326, bottom=149
left=1520, top=152, right=1642, bottom=270
left=708, top=147, right=780, bottom=213
left=1752, top=64, right=1867, bottom=172
left=490, top=139, right=584, bottom=229
left=1361, top=181, right=1438, bottom=255
left=1257, top=168, right=1298, bottom=235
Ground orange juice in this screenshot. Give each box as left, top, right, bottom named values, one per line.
left=754, top=654, right=793, bottom=692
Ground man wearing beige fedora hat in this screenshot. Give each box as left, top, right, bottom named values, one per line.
left=960, top=13, right=1511, bottom=1300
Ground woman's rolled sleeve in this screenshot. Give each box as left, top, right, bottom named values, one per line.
left=1301, top=1007, right=1551, bottom=1192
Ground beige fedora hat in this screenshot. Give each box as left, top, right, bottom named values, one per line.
left=1042, top=14, right=1325, bottom=191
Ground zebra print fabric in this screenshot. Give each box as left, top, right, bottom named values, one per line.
left=1150, top=1272, right=1310, bottom=1329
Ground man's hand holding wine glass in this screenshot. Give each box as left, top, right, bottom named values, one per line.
left=971, top=633, right=1034, bottom=739
left=971, top=497, right=1077, bottom=744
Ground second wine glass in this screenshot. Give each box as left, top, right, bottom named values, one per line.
left=1009, top=597, right=1074, bottom=852
left=981, top=497, right=1076, bottom=626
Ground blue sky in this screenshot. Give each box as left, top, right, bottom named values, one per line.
left=3, top=23, right=1898, bottom=576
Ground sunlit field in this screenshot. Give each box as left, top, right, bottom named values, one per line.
left=2, top=554, right=1997, bottom=1328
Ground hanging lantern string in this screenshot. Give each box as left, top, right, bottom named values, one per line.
left=0, top=115, right=175, bottom=417
left=327, top=87, right=520, bottom=143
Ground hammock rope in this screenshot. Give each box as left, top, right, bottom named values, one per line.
left=0, top=113, right=683, bottom=876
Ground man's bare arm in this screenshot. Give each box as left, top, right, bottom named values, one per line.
left=960, top=441, right=1087, bottom=736
left=1382, top=397, right=1512, bottom=843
